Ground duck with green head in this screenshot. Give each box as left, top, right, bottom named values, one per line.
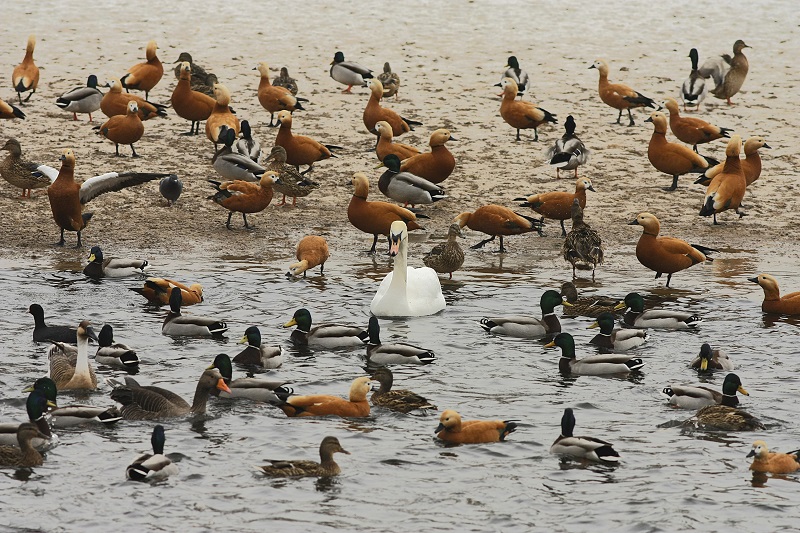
left=283, top=308, right=368, bottom=347
left=662, top=372, right=747, bottom=410
left=615, top=292, right=701, bottom=329
left=232, top=326, right=282, bottom=369
left=24, top=376, right=121, bottom=427
left=546, top=332, right=645, bottom=375
left=208, top=353, right=291, bottom=403
left=588, top=312, right=648, bottom=352
left=479, top=289, right=571, bottom=338
left=689, top=343, right=733, bottom=372
left=0, top=390, right=57, bottom=450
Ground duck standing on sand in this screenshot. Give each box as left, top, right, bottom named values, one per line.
left=399, top=129, right=456, bottom=185
left=701, top=40, right=750, bottom=105
left=0, top=138, right=57, bottom=198
left=96, top=101, right=145, bottom=157
left=516, top=177, right=595, bottom=237
left=207, top=171, right=275, bottom=230
left=171, top=61, right=215, bottom=136
left=264, top=145, right=319, bottom=206
left=454, top=205, right=542, bottom=253
left=378, top=154, right=446, bottom=207
left=377, top=62, right=400, bottom=98
left=120, top=40, right=163, bottom=99
left=546, top=115, right=589, bottom=178
left=699, top=135, right=747, bottom=224
left=56, top=75, right=103, bottom=122
left=496, top=77, right=556, bottom=141
left=363, top=79, right=421, bottom=136
left=12, top=35, right=39, bottom=104
left=274, top=110, right=339, bottom=174
left=330, top=51, right=373, bottom=93
left=696, top=136, right=769, bottom=188
left=680, top=48, right=707, bottom=111
left=645, top=111, right=716, bottom=191
left=589, top=59, right=659, bottom=126
left=501, top=56, right=530, bottom=93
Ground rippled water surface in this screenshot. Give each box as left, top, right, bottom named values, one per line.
left=0, top=243, right=799, bottom=532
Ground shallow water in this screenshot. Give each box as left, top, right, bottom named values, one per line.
left=0, top=243, right=798, bottom=532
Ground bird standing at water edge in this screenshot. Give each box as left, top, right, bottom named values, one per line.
left=207, top=171, right=275, bottom=230
left=454, top=205, right=542, bottom=253
left=287, top=235, right=329, bottom=278
left=423, top=223, right=465, bottom=279
left=516, top=177, right=595, bottom=237
left=645, top=111, right=716, bottom=191
left=562, top=199, right=603, bottom=280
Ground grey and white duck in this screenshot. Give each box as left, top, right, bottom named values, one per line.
left=56, top=75, right=103, bottom=121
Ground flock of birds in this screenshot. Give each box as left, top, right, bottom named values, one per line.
left=1, top=34, right=800, bottom=481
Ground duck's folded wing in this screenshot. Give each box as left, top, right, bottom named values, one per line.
left=80, top=172, right=175, bottom=204
left=340, top=62, right=372, bottom=76
left=61, top=86, right=101, bottom=102
left=220, top=154, right=266, bottom=175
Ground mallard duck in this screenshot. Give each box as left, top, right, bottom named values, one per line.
left=28, top=304, right=77, bottom=343
left=749, top=273, right=800, bottom=315
left=159, top=174, right=183, bottom=206
left=255, top=62, right=307, bottom=127
left=208, top=353, right=290, bottom=403
left=258, top=436, right=349, bottom=477
left=162, top=288, right=227, bottom=337
left=496, top=77, right=556, bottom=141
left=363, top=78, right=421, bottom=136
left=370, top=366, right=435, bottom=413
left=615, top=292, right=701, bottom=329
left=265, top=145, right=320, bottom=207
left=680, top=48, right=707, bottom=111
left=684, top=400, right=764, bottom=432
left=663, top=97, right=731, bottom=152
left=49, top=321, right=98, bottom=391
left=56, top=75, right=103, bottom=121
left=131, top=277, right=203, bottom=306
left=550, top=408, right=620, bottom=463
left=515, top=177, right=595, bottom=237
left=12, top=35, right=39, bottom=103
left=273, top=377, right=372, bottom=418
left=696, top=136, right=770, bottom=188
left=370, top=221, right=446, bottom=317
left=287, top=235, right=329, bottom=277
left=366, top=317, right=435, bottom=365
left=703, top=40, right=750, bottom=105
left=378, top=154, right=446, bottom=207
left=501, top=56, right=529, bottom=93
left=205, top=84, right=240, bottom=146
left=747, top=441, right=800, bottom=474
left=83, top=246, right=148, bottom=278
left=283, top=308, right=368, bottom=347
left=0, top=423, right=46, bottom=467
left=0, top=391, right=57, bottom=450
left=435, top=409, right=517, bottom=444
left=330, top=51, right=373, bottom=93
left=547, top=333, right=644, bottom=375
left=24, top=377, right=120, bottom=427
left=662, top=372, right=747, bottom=409
left=0, top=138, right=57, bottom=197
left=546, top=115, right=590, bottom=179
left=422, top=223, right=465, bottom=279
left=559, top=282, right=618, bottom=318
left=0, top=98, right=25, bottom=120
left=95, top=324, right=139, bottom=368
left=207, top=172, right=275, bottom=230
left=562, top=199, right=603, bottom=280
left=398, top=129, right=456, bottom=185
left=212, top=127, right=266, bottom=182
left=375, top=120, right=420, bottom=162
left=645, top=112, right=716, bottom=190
left=272, top=67, right=298, bottom=95
left=629, top=212, right=715, bottom=286
left=126, top=425, right=179, bottom=481
left=109, top=369, right=231, bottom=420
left=235, top=120, right=261, bottom=162
left=377, top=62, right=400, bottom=98
left=480, top=289, right=569, bottom=338
left=120, top=40, right=163, bottom=99
left=699, top=135, right=747, bottom=224
left=232, top=326, right=282, bottom=369
left=172, top=52, right=209, bottom=86
left=588, top=312, right=648, bottom=352
left=454, top=205, right=542, bottom=253
left=101, top=78, right=167, bottom=120
left=589, top=59, right=659, bottom=126
left=274, top=110, right=338, bottom=174
left=690, top=343, right=733, bottom=371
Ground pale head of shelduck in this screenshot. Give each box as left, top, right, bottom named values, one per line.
left=213, top=84, right=232, bottom=106
left=589, top=59, right=609, bottom=76
left=497, top=77, right=520, bottom=98
left=351, top=172, right=370, bottom=197
left=576, top=177, right=595, bottom=192
left=628, top=212, right=661, bottom=236
left=374, top=120, right=393, bottom=139
left=367, top=78, right=386, bottom=99
left=256, top=62, right=270, bottom=78
left=259, top=171, right=277, bottom=188
left=743, top=136, right=770, bottom=154
left=145, top=40, right=158, bottom=61
left=453, top=212, right=472, bottom=229
left=430, top=129, right=456, bottom=147
left=108, top=79, right=123, bottom=94
left=747, top=273, right=780, bottom=296
left=663, top=97, right=681, bottom=116
left=178, top=61, right=192, bottom=80
left=126, top=101, right=139, bottom=116
left=725, top=135, right=742, bottom=158
left=275, top=110, right=292, bottom=127
left=645, top=112, right=669, bottom=134
left=188, top=283, right=204, bottom=299
left=348, top=377, right=372, bottom=402
left=747, top=441, right=770, bottom=460
left=435, top=410, right=462, bottom=433
left=59, top=148, right=76, bottom=169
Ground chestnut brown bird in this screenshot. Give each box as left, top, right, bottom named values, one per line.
left=208, top=172, right=275, bottom=229
left=589, top=59, right=659, bottom=126
left=171, top=61, right=215, bottom=135
left=100, top=79, right=167, bottom=120
left=120, top=40, right=164, bottom=99
left=255, top=62, right=307, bottom=127
left=496, top=77, right=556, bottom=141
left=454, top=205, right=543, bottom=253
left=274, top=110, right=340, bottom=174
left=12, top=35, right=39, bottom=104
left=96, top=101, right=145, bottom=157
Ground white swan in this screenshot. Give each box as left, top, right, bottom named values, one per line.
left=370, top=221, right=445, bottom=317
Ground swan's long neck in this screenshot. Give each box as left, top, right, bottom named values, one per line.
left=388, top=235, right=408, bottom=296
left=76, top=334, right=90, bottom=378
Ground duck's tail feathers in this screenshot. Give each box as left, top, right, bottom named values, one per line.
left=11, top=104, right=25, bottom=119
left=595, top=445, right=620, bottom=462
left=719, top=127, right=733, bottom=138
left=699, top=195, right=716, bottom=217
left=701, top=155, right=719, bottom=168
left=694, top=174, right=712, bottom=186
left=402, top=117, right=423, bottom=129
left=500, top=421, right=518, bottom=441
left=478, top=318, right=497, bottom=332
left=624, top=93, right=660, bottom=110
left=357, top=330, right=369, bottom=343
left=208, top=322, right=228, bottom=336
left=626, top=358, right=645, bottom=371
left=296, top=97, right=309, bottom=103
left=541, top=108, right=558, bottom=124
left=55, top=98, right=69, bottom=110
left=691, top=244, right=717, bottom=258
left=515, top=212, right=545, bottom=235
left=549, top=152, right=573, bottom=167
left=293, top=101, right=305, bottom=111
left=82, top=212, right=94, bottom=225
left=98, top=407, right=122, bottom=424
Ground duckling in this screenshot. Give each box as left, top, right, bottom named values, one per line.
left=680, top=48, right=707, bottom=111
left=235, top=120, right=261, bottom=162
left=348, top=172, right=427, bottom=254
left=696, top=136, right=770, bottom=187
left=705, top=40, right=750, bottom=105
left=255, top=62, right=307, bottom=127
left=370, top=366, right=435, bottom=413
left=454, top=205, right=542, bottom=253
left=329, top=51, right=373, bottom=93
left=96, top=100, right=145, bottom=157
left=126, top=425, right=179, bottom=481
left=287, top=235, right=329, bottom=278
left=645, top=111, right=716, bottom=190
left=550, top=408, right=620, bottom=463
left=615, top=292, right=701, bottom=329
left=629, top=212, right=715, bottom=287
left=49, top=321, right=98, bottom=390
left=83, top=246, right=148, bottom=278
left=273, top=376, right=372, bottom=418
left=699, top=135, right=747, bottom=224
left=423, top=223, right=465, bottom=279
left=108, top=368, right=231, bottom=420
left=501, top=56, right=530, bottom=93
left=28, top=304, right=77, bottom=343
left=207, top=171, right=275, bottom=230
left=547, top=332, right=644, bottom=375
left=101, top=79, right=167, bottom=120
left=205, top=84, right=240, bottom=146
left=365, top=317, right=435, bottom=366
left=95, top=324, right=139, bottom=368
left=12, top=35, right=39, bottom=104
left=588, top=312, right=648, bottom=352
left=435, top=409, right=517, bottom=445
left=258, top=437, right=349, bottom=477
left=0, top=138, right=57, bottom=198
left=747, top=441, right=800, bottom=474
left=131, top=277, right=203, bottom=306
left=24, top=377, right=121, bottom=427
left=56, top=75, right=103, bottom=121
left=159, top=174, right=182, bottom=206
left=377, top=62, right=400, bottom=98
left=748, top=273, right=800, bottom=315
left=283, top=308, right=368, bottom=347
left=120, top=40, right=163, bottom=99
left=232, top=326, right=282, bottom=369
left=363, top=79, right=421, bottom=136
left=479, top=289, right=569, bottom=338
left=663, top=98, right=732, bottom=153
left=562, top=199, right=603, bottom=280
left=272, top=67, right=298, bottom=95
left=0, top=98, right=25, bottom=120
left=274, top=110, right=339, bottom=174
left=375, top=120, right=420, bottom=162
left=212, top=127, right=266, bottom=182
left=496, top=77, right=556, bottom=141
left=0, top=391, right=57, bottom=450
left=0, top=423, right=47, bottom=467
left=516, top=177, right=595, bottom=237
left=264, top=145, right=319, bottom=206
left=208, top=354, right=289, bottom=402
left=662, top=372, right=746, bottom=409
left=171, top=61, right=215, bottom=136
left=546, top=115, right=590, bottom=178
left=559, top=281, right=618, bottom=318
left=398, top=129, right=457, bottom=185
left=162, top=287, right=227, bottom=336
left=589, top=59, right=659, bottom=126
left=378, top=154, right=446, bottom=207
left=690, top=343, right=733, bottom=372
